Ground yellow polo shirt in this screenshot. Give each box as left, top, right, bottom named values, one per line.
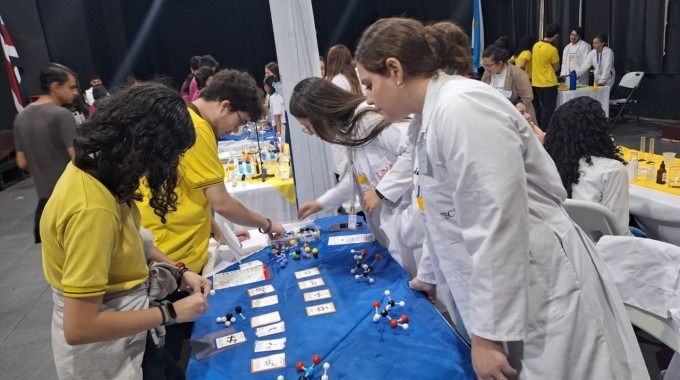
left=531, top=41, right=559, bottom=87
left=512, top=50, right=533, bottom=79
left=137, top=108, right=224, bottom=272
left=41, top=163, right=148, bottom=298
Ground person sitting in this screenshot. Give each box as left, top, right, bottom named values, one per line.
left=543, top=97, right=631, bottom=234
left=481, top=45, right=537, bottom=123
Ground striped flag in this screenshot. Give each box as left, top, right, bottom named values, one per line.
left=0, top=15, right=24, bottom=112
left=471, top=0, right=484, bottom=76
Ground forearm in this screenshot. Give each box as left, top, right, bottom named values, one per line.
left=206, top=185, right=270, bottom=230
left=149, top=246, right=174, bottom=265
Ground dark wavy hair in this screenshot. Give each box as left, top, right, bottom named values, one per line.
left=356, top=18, right=472, bottom=77
left=289, top=77, right=389, bottom=147
left=544, top=97, right=624, bottom=198
left=73, top=82, right=195, bottom=222
left=326, top=44, right=362, bottom=95
left=513, top=34, right=537, bottom=59
left=199, top=69, right=264, bottom=122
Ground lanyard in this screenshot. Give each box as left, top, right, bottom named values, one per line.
left=414, top=125, right=429, bottom=211
left=596, top=52, right=602, bottom=66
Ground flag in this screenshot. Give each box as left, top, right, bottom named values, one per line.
left=0, top=15, right=24, bottom=112
left=471, top=0, right=484, bottom=76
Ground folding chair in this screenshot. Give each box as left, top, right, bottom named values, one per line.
left=562, top=199, right=627, bottom=242
left=609, top=71, right=644, bottom=126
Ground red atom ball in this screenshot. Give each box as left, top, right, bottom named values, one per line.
left=401, top=314, right=409, bottom=323
left=312, top=354, right=322, bottom=365
left=360, top=249, right=367, bottom=255
left=373, top=301, right=381, bottom=308
left=375, top=253, right=383, bottom=260
left=296, top=362, right=305, bottom=371
left=390, top=319, right=399, bottom=328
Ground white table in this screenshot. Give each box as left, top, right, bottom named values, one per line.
left=557, top=86, right=611, bottom=117
left=629, top=185, right=680, bottom=245
left=215, top=178, right=297, bottom=231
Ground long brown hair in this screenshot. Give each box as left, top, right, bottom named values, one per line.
left=355, top=18, right=472, bottom=77
left=325, top=44, right=362, bottom=95
left=289, top=77, right=389, bottom=147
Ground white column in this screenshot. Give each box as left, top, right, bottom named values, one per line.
left=269, top=0, right=335, bottom=218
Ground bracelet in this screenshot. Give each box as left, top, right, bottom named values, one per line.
left=375, top=189, right=386, bottom=200
left=161, top=300, right=177, bottom=325
left=258, top=218, right=272, bottom=234
left=177, top=268, right=189, bottom=286
left=157, top=305, right=167, bottom=326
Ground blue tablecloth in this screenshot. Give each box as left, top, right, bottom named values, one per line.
left=187, top=216, right=474, bottom=379
left=219, top=129, right=278, bottom=142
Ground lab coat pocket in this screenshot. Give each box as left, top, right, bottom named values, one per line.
left=370, top=157, right=393, bottom=182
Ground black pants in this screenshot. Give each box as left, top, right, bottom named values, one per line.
left=141, top=331, right=185, bottom=380
left=162, top=290, right=194, bottom=363
left=534, top=86, right=558, bottom=131
left=34, top=198, right=48, bottom=243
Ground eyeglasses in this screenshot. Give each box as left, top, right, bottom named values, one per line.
left=235, top=111, right=247, bottom=127
left=482, top=61, right=501, bottom=70
left=301, top=126, right=313, bottom=135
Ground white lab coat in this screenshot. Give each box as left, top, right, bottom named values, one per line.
left=316, top=106, right=425, bottom=278
left=571, top=156, right=632, bottom=234
left=328, top=74, right=353, bottom=177
left=561, top=40, right=591, bottom=85
left=578, top=46, right=616, bottom=86
left=411, top=73, right=647, bottom=379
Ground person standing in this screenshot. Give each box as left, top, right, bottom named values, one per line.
left=84, top=74, right=103, bottom=105
left=531, top=23, right=561, bottom=130
left=481, top=45, right=536, bottom=122
left=559, top=27, right=591, bottom=86
left=577, top=35, right=616, bottom=87
left=355, top=17, right=647, bottom=380
left=13, top=64, right=79, bottom=243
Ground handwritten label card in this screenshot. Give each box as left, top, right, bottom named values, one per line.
left=215, top=331, right=246, bottom=349
left=305, top=302, right=337, bottom=317
left=327, top=234, right=375, bottom=246
left=303, top=289, right=332, bottom=302
left=247, top=284, right=275, bottom=297
left=294, top=267, right=321, bottom=279
left=251, top=294, right=279, bottom=309
left=298, top=277, right=325, bottom=290
left=255, top=321, right=286, bottom=338
left=251, top=353, right=286, bottom=373
left=254, top=337, right=287, bottom=352
left=251, top=311, right=281, bottom=328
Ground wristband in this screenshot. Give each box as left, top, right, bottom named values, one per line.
left=157, top=305, right=167, bottom=326
left=375, top=189, right=386, bottom=200
left=258, top=218, right=272, bottom=234
left=161, top=300, right=177, bottom=325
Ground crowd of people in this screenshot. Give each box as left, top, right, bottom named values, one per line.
left=12, top=13, right=655, bottom=380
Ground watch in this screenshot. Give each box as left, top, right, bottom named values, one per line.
left=375, top=189, right=386, bottom=200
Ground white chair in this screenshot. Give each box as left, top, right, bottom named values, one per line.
left=562, top=199, right=627, bottom=242
left=609, top=71, right=644, bottom=126
left=625, top=305, right=680, bottom=353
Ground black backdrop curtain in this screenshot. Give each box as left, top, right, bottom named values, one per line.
left=545, top=0, right=581, bottom=52
left=663, top=0, right=680, bottom=73
left=481, top=0, right=540, bottom=53
left=610, top=0, right=667, bottom=73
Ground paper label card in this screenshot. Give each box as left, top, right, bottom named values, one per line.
left=251, top=353, right=286, bottom=373
left=255, top=321, right=286, bottom=338
left=348, top=213, right=358, bottom=230
left=254, top=337, right=287, bottom=352
left=303, top=289, right=332, bottom=302
left=327, top=234, right=375, bottom=246
left=294, top=267, right=321, bottom=279
left=240, top=260, right=264, bottom=269
left=298, top=277, right=325, bottom=290
left=214, top=264, right=270, bottom=290
left=251, top=294, right=279, bottom=309
left=251, top=311, right=282, bottom=328
left=247, top=284, right=275, bottom=297
left=305, top=302, right=336, bottom=317
left=215, top=331, right=246, bottom=349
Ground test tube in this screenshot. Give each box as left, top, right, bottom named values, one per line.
left=648, top=138, right=655, bottom=162
left=639, top=137, right=646, bottom=162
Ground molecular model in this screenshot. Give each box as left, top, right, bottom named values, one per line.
left=372, top=290, right=409, bottom=330
left=291, top=355, right=331, bottom=380
left=215, top=305, right=246, bottom=327
left=270, top=224, right=321, bottom=252
left=350, top=249, right=382, bottom=284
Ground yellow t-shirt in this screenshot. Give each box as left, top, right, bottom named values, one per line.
left=41, top=163, right=148, bottom=298
left=137, top=108, right=224, bottom=272
left=531, top=41, right=559, bottom=87
left=512, top=50, right=532, bottom=79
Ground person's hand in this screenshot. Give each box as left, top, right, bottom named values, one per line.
left=180, top=271, right=212, bottom=298
left=234, top=229, right=251, bottom=242
left=529, top=122, right=545, bottom=144
left=268, top=220, right=286, bottom=239
left=363, top=188, right=383, bottom=217
left=408, top=278, right=436, bottom=304
left=172, top=293, right=208, bottom=323
left=298, top=201, right=322, bottom=219
left=471, top=334, right=518, bottom=380
left=558, top=75, right=566, bottom=82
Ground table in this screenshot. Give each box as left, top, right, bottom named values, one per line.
left=187, top=216, right=474, bottom=380
left=622, top=148, right=680, bottom=245
left=557, top=85, right=611, bottom=116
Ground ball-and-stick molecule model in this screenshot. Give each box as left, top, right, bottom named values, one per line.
left=215, top=306, right=245, bottom=327
left=350, top=249, right=382, bottom=284
left=372, top=290, right=409, bottom=330
left=294, top=354, right=331, bottom=380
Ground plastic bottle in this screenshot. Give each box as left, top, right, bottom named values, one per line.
left=237, top=159, right=245, bottom=176
left=569, top=71, right=577, bottom=90
left=627, top=152, right=638, bottom=183
left=279, top=153, right=290, bottom=180
left=245, top=159, right=253, bottom=175
left=656, top=161, right=667, bottom=184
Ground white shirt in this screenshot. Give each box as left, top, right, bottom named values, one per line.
left=489, top=66, right=507, bottom=90
left=85, top=87, right=95, bottom=105
left=268, top=92, right=285, bottom=127
left=328, top=74, right=354, bottom=176
left=561, top=40, right=592, bottom=84
left=330, top=74, right=352, bottom=92
left=578, top=46, right=616, bottom=86
left=571, top=156, right=632, bottom=234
